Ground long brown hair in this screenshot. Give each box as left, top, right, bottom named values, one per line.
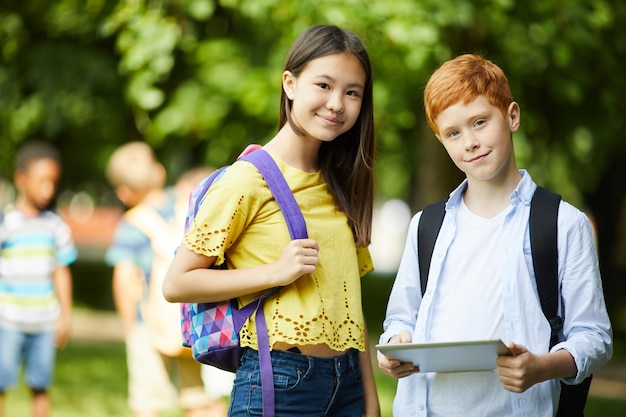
left=279, top=25, right=375, bottom=247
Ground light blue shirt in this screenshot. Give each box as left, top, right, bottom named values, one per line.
left=379, top=170, right=613, bottom=417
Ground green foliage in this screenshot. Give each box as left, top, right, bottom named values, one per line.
left=2, top=0, right=624, bottom=201
left=1, top=0, right=625, bottom=325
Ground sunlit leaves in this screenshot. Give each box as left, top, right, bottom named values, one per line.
left=7, top=95, right=43, bottom=139
left=44, top=0, right=110, bottom=38
left=149, top=80, right=231, bottom=138
left=186, top=0, right=216, bottom=21
left=571, top=127, right=594, bottom=162
left=116, top=11, right=180, bottom=110
left=0, top=11, right=27, bottom=61
left=0, top=0, right=625, bottom=205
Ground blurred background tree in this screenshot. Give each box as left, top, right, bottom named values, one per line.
left=1, top=0, right=625, bottom=348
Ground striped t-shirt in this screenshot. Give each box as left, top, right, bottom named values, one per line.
left=0, top=207, right=77, bottom=333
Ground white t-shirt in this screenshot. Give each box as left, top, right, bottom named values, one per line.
left=427, top=198, right=511, bottom=416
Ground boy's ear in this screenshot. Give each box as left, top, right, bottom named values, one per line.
left=115, top=184, right=137, bottom=208
left=13, top=170, right=25, bottom=190
left=152, top=163, right=167, bottom=189
left=507, top=102, right=521, bottom=132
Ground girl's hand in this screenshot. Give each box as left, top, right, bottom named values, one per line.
left=271, top=239, right=319, bottom=286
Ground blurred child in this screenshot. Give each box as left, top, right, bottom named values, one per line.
left=0, top=141, right=77, bottom=417
left=104, top=141, right=226, bottom=417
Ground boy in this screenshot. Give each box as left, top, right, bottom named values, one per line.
left=104, top=141, right=227, bottom=417
left=378, top=54, right=612, bottom=416
left=0, top=141, right=77, bottom=417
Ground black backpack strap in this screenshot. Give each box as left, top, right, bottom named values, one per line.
left=530, top=186, right=591, bottom=417
left=529, top=186, right=562, bottom=348
left=417, top=201, right=446, bottom=296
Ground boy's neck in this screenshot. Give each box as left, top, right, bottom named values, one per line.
left=14, top=195, right=43, bottom=217
left=135, top=188, right=166, bottom=207
left=463, top=170, right=522, bottom=218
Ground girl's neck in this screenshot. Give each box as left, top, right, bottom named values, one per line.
left=264, top=126, right=321, bottom=173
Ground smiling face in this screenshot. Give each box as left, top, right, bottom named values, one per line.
left=435, top=95, right=521, bottom=184
left=282, top=52, right=366, bottom=144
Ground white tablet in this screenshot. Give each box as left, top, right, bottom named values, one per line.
left=376, top=339, right=510, bottom=373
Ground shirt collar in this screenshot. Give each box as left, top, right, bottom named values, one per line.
left=510, top=169, right=535, bottom=207
left=445, top=169, right=536, bottom=210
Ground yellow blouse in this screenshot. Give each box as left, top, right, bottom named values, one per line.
left=183, top=153, right=373, bottom=352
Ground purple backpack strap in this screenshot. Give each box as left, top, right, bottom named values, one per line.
left=238, top=148, right=307, bottom=417
left=184, top=167, right=227, bottom=233
left=241, top=149, right=308, bottom=240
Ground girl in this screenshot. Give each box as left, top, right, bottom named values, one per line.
left=163, top=25, right=379, bottom=417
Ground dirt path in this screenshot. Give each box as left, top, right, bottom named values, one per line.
left=70, top=309, right=125, bottom=342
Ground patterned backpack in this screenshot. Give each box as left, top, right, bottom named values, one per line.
left=179, top=146, right=307, bottom=417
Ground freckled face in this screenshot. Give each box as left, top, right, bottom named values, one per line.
left=283, top=52, right=366, bottom=143
left=434, top=96, right=520, bottom=182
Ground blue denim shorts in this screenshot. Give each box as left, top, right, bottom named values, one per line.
left=229, top=347, right=364, bottom=417
left=0, top=327, right=56, bottom=391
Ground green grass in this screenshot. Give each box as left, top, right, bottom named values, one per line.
left=585, top=397, right=626, bottom=417
left=4, top=341, right=183, bottom=417
left=4, top=339, right=625, bottom=417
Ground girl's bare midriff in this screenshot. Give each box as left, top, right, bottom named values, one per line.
left=273, top=342, right=347, bottom=358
